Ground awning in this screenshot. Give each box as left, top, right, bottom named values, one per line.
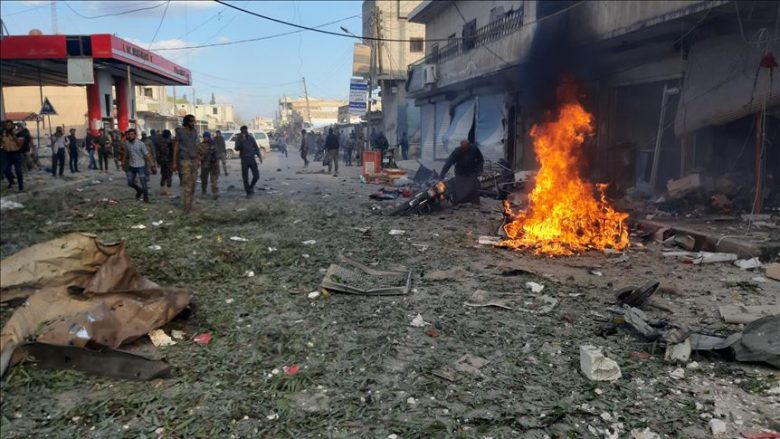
left=674, top=34, right=780, bottom=136
left=442, top=98, right=475, bottom=153
left=475, top=94, right=506, bottom=161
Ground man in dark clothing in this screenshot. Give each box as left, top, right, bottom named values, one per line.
left=214, top=130, right=228, bottom=176
left=85, top=130, right=97, bottom=170
left=400, top=131, right=409, bottom=160
left=1, top=120, right=24, bottom=191
left=96, top=128, right=110, bottom=172
left=157, top=129, right=174, bottom=195
left=51, top=127, right=66, bottom=177
left=299, top=129, right=309, bottom=167
left=344, top=131, right=356, bottom=166
left=67, top=128, right=79, bottom=172
left=324, top=127, right=340, bottom=176
left=438, top=140, right=484, bottom=205
left=234, top=125, right=262, bottom=197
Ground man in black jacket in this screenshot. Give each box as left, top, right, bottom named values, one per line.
left=234, top=125, right=262, bottom=197
left=438, top=139, right=484, bottom=206
left=324, top=127, right=340, bottom=176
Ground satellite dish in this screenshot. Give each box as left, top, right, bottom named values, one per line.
left=28, top=29, right=43, bottom=36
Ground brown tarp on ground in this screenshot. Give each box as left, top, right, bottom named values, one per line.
left=0, top=233, right=190, bottom=377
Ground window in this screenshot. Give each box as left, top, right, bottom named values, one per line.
left=410, top=38, right=423, bottom=53
left=212, top=107, right=218, bottom=115
left=462, top=19, right=477, bottom=51
left=144, top=88, right=154, bottom=98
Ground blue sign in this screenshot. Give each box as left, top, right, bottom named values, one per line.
left=349, top=80, right=368, bottom=115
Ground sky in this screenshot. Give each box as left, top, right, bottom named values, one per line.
left=0, top=0, right=364, bottom=120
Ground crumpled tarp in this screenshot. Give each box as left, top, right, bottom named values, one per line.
left=0, top=233, right=190, bottom=377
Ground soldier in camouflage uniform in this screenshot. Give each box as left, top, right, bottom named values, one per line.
left=96, top=128, right=110, bottom=172
left=111, top=129, right=123, bottom=171
left=173, top=115, right=199, bottom=213
left=156, top=129, right=174, bottom=195
left=198, top=131, right=220, bottom=200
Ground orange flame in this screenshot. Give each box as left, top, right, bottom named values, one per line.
left=501, top=92, right=629, bottom=255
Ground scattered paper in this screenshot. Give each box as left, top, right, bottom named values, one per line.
left=410, top=314, right=429, bottom=327
left=147, top=245, right=162, bottom=251
left=131, top=224, right=147, bottom=229
left=302, top=240, right=317, bottom=245
left=477, top=235, right=501, bottom=245
left=244, top=270, right=255, bottom=278
left=389, top=229, right=406, bottom=236
left=307, top=291, right=320, bottom=299
left=171, top=330, right=184, bottom=340
left=283, top=364, right=300, bottom=376
left=193, top=332, right=212, bottom=345
left=734, top=257, right=762, bottom=270
left=148, top=329, right=176, bottom=347
left=151, top=220, right=164, bottom=227
left=225, top=298, right=235, bottom=304
left=230, top=236, right=249, bottom=242
left=268, top=247, right=277, bottom=253
left=525, top=281, right=545, bottom=293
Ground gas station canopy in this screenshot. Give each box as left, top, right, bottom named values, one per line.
left=0, top=34, right=191, bottom=87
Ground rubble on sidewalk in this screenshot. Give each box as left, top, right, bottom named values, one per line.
left=580, top=345, right=621, bottom=381
left=320, top=256, right=411, bottom=295
left=766, top=263, right=780, bottom=281
left=0, top=233, right=191, bottom=379
left=719, top=305, right=780, bottom=324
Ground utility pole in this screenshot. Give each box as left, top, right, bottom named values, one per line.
left=301, top=77, right=313, bottom=128
left=50, top=1, right=58, bottom=34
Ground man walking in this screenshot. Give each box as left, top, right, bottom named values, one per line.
left=345, top=131, right=356, bottom=166
left=96, top=128, right=110, bottom=172
left=51, top=127, right=66, bottom=177
left=121, top=128, right=156, bottom=203
left=400, top=131, right=409, bottom=160
left=67, top=128, right=80, bottom=173
left=299, top=129, right=309, bottom=167
left=1, top=120, right=24, bottom=191
left=324, top=127, right=340, bottom=176
left=234, top=125, right=261, bottom=197
left=198, top=131, right=220, bottom=200
left=157, top=129, right=174, bottom=195
left=173, top=114, right=199, bottom=213
left=214, top=130, right=228, bottom=176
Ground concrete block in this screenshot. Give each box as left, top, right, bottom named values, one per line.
left=664, top=339, right=692, bottom=364
left=580, top=345, right=621, bottom=381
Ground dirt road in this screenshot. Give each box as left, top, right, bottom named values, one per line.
left=1, top=151, right=778, bottom=438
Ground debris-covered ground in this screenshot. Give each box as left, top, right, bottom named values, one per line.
left=1, top=153, right=778, bottom=438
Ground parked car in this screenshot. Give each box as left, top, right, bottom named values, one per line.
left=224, top=131, right=270, bottom=159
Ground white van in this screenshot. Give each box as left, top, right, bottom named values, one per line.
left=223, top=131, right=270, bottom=159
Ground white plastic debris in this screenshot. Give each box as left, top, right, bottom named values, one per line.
left=302, top=254, right=310, bottom=259
left=244, top=270, right=255, bottom=278
left=171, top=330, right=184, bottom=340
left=525, top=281, right=545, bottom=293
left=267, top=247, right=277, bottom=253
left=709, top=419, right=727, bottom=436
left=630, top=428, right=661, bottom=439
left=266, top=412, right=279, bottom=421
left=225, top=298, right=234, bottom=304
left=151, top=220, right=164, bottom=227
left=147, top=245, right=162, bottom=251
left=410, top=314, right=429, bottom=327
left=590, top=270, right=604, bottom=276
left=580, top=345, right=621, bottom=381
left=389, top=229, right=406, bottom=236
left=477, top=235, right=501, bottom=245
left=669, top=368, right=685, bottom=379
left=302, top=240, right=317, bottom=245
left=406, top=397, right=417, bottom=405
left=734, top=257, right=762, bottom=270
left=664, top=339, right=692, bottom=364
left=307, top=291, right=320, bottom=299
left=230, top=236, right=249, bottom=242
left=148, top=329, right=176, bottom=347
left=195, top=235, right=203, bottom=240
left=0, top=199, right=24, bottom=210
left=293, top=219, right=302, bottom=224
left=131, top=224, right=147, bottom=229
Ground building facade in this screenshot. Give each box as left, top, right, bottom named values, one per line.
left=277, top=96, right=347, bottom=129
left=362, top=0, right=425, bottom=150
left=407, top=0, right=779, bottom=196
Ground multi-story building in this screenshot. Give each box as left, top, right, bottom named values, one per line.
left=277, top=96, right=347, bottom=129
left=407, top=1, right=780, bottom=195
left=362, top=0, right=425, bottom=149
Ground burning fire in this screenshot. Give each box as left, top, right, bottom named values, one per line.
left=501, top=84, right=629, bottom=255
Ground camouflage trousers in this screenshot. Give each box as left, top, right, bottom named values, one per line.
left=200, top=163, right=219, bottom=198
left=180, top=160, right=197, bottom=213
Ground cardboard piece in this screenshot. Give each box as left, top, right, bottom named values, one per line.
left=0, top=234, right=190, bottom=377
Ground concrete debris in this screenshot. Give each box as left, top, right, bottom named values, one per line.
left=734, top=257, right=762, bottom=270
left=519, top=295, right=558, bottom=314
left=667, top=173, right=701, bottom=197
left=410, top=314, right=429, bottom=327
left=148, top=329, right=176, bottom=347
left=719, top=305, right=780, bottom=324
left=673, top=234, right=696, bottom=251
left=665, top=339, right=692, bottom=364
left=663, top=250, right=738, bottom=264
left=630, top=428, right=661, bottom=439
left=580, top=345, right=621, bottom=381
left=709, top=418, right=727, bottom=436
left=669, top=368, right=685, bottom=379
left=766, top=263, right=780, bottom=281
left=388, top=229, right=405, bottom=235
left=170, top=330, right=184, bottom=340
left=454, top=354, right=488, bottom=375
left=525, top=281, right=544, bottom=293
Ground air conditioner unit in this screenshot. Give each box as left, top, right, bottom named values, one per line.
left=423, top=64, right=437, bottom=85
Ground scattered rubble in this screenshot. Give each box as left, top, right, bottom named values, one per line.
left=580, top=345, right=621, bottom=381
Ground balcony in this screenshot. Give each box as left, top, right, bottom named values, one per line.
left=407, top=8, right=532, bottom=95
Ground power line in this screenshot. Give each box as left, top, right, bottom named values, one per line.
left=213, top=0, right=584, bottom=43
left=62, top=1, right=167, bottom=19
left=1, top=2, right=49, bottom=18
left=155, top=13, right=360, bottom=51
left=147, top=1, right=172, bottom=53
